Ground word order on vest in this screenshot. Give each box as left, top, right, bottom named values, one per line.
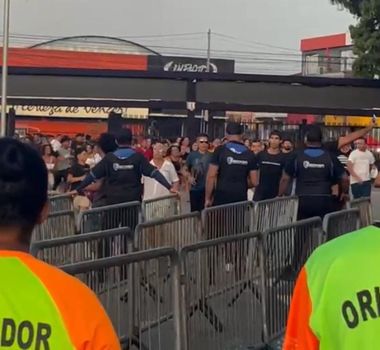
left=342, top=287, right=380, bottom=329
left=0, top=318, right=51, bottom=349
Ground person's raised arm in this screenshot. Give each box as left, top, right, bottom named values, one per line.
left=338, top=123, right=374, bottom=149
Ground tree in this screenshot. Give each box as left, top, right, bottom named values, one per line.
left=332, top=0, right=380, bottom=78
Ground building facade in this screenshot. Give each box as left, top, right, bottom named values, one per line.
left=301, top=33, right=354, bottom=77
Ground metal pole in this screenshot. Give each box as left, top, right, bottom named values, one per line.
left=203, top=29, right=212, bottom=131
left=206, top=29, right=211, bottom=72
left=1, top=0, right=10, bottom=137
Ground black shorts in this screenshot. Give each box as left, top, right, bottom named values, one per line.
left=297, top=195, right=334, bottom=220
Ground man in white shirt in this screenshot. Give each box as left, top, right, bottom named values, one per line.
left=143, top=142, right=179, bottom=201
left=347, top=137, right=375, bottom=199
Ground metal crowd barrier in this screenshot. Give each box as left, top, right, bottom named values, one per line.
left=201, top=201, right=254, bottom=240
left=180, top=232, right=265, bottom=350
left=32, top=210, right=76, bottom=241
left=142, top=194, right=181, bottom=222
left=348, top=197, right=373, bottom=228
left=79, top=201, right=141, bottom=234
left=135, top=212, right=202, bottom=251
left=62, top=248, right=183, bottom=350
left=30, top=228, right=132, bottom=266
left=49, top=194, right=74, bottom=213
left=262, top=217, right=323, bottom=345
left=254, top=196, right=299, bottom=233
left=323, top=209, right=360, bottom=241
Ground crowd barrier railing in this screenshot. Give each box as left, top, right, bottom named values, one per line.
left=262, top=217, right=323, bottom=345
left=56, top=215, right=350, bottom=350
left=142, top=194, right=181, bottom=222
left=348, top=197, right=373, bottom=228
left=253, top=196, right=299, bottom=233
left=30, top=227, right=132, bottom=266
left=62, top=248, right=183, bottom=350
left=180, top=232, right=265, bottom=350
left=49, top=193, right=74, bottom=213
left=323, top=209, right=360, bottom=241
left=32, top=210, right=76, bottom=242
left=201, top=201, right=254, bottom=240
left=134, top=212, right=202, bottom=251
left=79, top=201, right=141, bottom=234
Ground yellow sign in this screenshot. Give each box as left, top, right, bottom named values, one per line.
left=325, top=115, right=379, bottom=127
left=325, top=115, right=345, bottom=126
left=10, top=106, right=149, bottom=119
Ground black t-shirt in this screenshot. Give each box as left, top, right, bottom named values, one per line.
left=254, top=151, right=287, bottom=201
left=92, top=147, right=156, bottom=204
left=210, top=141, right=256, bottom=205
left=284, top=147, right=344, bottom=196
left=68, top=163, right=89, bottom=191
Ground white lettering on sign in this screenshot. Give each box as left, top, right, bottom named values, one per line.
left=164, top=61, right=218, bottom=73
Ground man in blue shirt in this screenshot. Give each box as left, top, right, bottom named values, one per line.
left=185, top=133, right=212, bottom=212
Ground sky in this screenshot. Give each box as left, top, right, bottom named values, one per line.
left=3, top=0, right=355, bottom=74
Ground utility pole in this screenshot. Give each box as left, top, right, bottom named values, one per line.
left=203, top=29, right=212, bottom=134
left=206, top=28, right=211, bottom=72
left=1, top=0, right=10, bottom=137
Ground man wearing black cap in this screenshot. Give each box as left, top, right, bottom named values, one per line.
left=205, top=122, right=257, bottom=207
left=75, top=128, right=175, bottom=205
left=279, top=125, right=345, bottom=219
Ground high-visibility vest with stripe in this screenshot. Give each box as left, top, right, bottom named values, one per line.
left=284, top=226, right=380, bottom=350
left=0, top=250, right=120, bottom=350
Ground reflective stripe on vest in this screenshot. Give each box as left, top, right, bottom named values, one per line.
left=0, top=258, right=74, bottom=349
left=306, top=226, right=380, bottom=349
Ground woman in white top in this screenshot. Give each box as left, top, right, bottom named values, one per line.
left=41, top=144, right=57, bottom=190
left=143, top=142, right=180, bottom=201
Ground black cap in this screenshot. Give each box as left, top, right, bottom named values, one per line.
left=226, top=122, right=243, bottom=135
left=116, top=128, right=133, bottom=145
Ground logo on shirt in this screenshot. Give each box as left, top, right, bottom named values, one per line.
left=262, top=161, right=281, bottom=167
left=303, top=161, right=325, bottom=169
left=226, top=157, right=248, bottom=166
left=113, top=163, right=134, bottom=171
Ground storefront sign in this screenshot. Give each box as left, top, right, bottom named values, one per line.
left=10, top=106, right=149, bottom=119
left=148, top=56, right=235, bottom=74
left=325, top=115, right=379, bottom=127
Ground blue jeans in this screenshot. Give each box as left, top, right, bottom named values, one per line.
left=351, top=181, right=372, bottom=199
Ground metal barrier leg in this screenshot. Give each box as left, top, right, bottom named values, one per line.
left=187, top=298, right=224, bottom=332
left=227, top=279, right=261, bottom=307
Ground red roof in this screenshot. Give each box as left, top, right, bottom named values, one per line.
left=0, top=47, right=148, bottom=71
left=301, top=33, right=347, bottom=52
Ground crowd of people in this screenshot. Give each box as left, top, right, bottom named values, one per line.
left=5, top=120, right=380, bottom=349
left=19, top=119, right=379, bottom=219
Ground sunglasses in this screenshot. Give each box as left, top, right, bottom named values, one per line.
left=199, top=140, right=209, bottom=144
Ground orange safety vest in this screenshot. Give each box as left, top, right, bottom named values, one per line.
left=284, top=226, right=380, bottom=350
left=0, top=250, right=120, bottom=349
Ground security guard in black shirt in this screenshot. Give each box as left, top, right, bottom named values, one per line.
left=75, top=129, right=174, bottom=205
left=279, top=125, right=345, bottom=219
left=205, top=122, right=257, bottom=207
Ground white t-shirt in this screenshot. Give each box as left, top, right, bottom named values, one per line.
left=143, top=160, right=179, bottom=200
left=348, top=149, right=375, bottom=184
